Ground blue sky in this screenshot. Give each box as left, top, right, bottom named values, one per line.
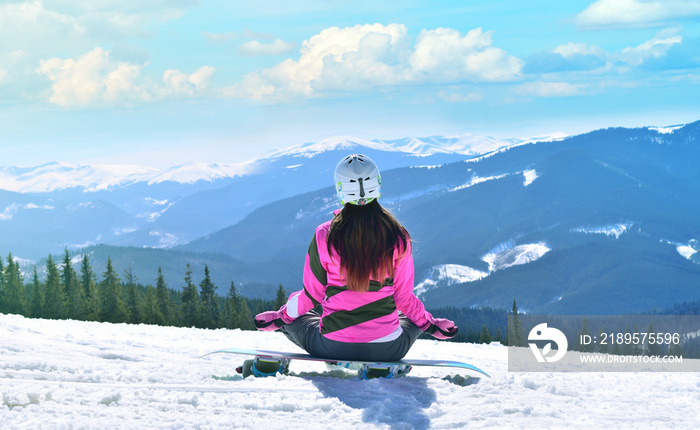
left=1, top=0, right=699, bottom=167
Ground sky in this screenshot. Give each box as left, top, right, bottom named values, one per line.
left=1, top=0, right=699, bottom=168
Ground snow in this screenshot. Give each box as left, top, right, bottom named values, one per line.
left=0, top=161, right=257, bottom=193
left=0, top=131, right=566, bottom=194
left=522, top=169, right=539, bottom=186
left=649, top=126, right=683, bottom=135
left=147, top=161, right=257, bottom=185
left=677, top=245, right=698, bottom=260
left=1, top=313, right=697, bottom=429
left=449, top=173, right=511, bottom=192
left=147, top=230, right=181, bottom=248
left=572, top=223, right=633, bottom=239
left=482, top=243, right=551, bottom=273
left=278, top=136, right=399, bottom=158
left=415, top=264, right=488, bottom=296
left=415, top=244, right=550, bottom=294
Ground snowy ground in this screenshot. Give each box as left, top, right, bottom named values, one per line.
left=1, top=313, right=698, bottom=429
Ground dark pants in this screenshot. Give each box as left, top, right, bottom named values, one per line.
left=280, top=310, right=424, bottom=362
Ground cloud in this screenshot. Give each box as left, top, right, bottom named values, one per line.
left=227, top=23, right=522, bottom=100
left=410, top=28, right=522, bottom=82
left=639, top=36, right=700, bottom=70
left=162, top=66, right=216, bottom=96
left=575, top=0, right=700, bottom=28
left=0, top=0, right=198, bottom=100
left=238, top=39, right=295, bottom=56
left=38, top=48, right=145, bottom=106
left=204, top=28, right=294, bottom=56
left=524, top=43, right=607, bottom=73
left=516, top=81, right=587, bottom=97
left=616, top=29, right=683, bottom=66
left=38, top=47, right=214, bottom=107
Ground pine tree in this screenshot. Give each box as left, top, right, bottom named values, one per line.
left=79, top=255, right=99, bottom=321
left=124, top=266, right=140, bottom=324
left=44, top=255, right=66, bottom=319
left=199, top=265, right=218, bottom=329
left=28, top=267, right=44, bottom=318
left=237, top=297, right=254, bottom=330
left=141, top=285, right=164, bottom=326
left=155, top=267, right=173, bottom=326
left=98, top=257, right=126, bottom=323
left=479, top=325, right=492, bottom=344
left=0, top=257, right=5, bottom=311
left=61, top=249, right=83, bottom=320
left=221, top=282, right=239, bottom=329
left=274, top=284, right=287, bottom=309
left=507, top=300, right=526, bottom=347
left=181, top=264, right=201, bottom=328
left=2, top=254, right=26, bottom=316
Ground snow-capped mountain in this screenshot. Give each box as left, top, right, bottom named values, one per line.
left=1, top=133, right=526, bottom=258
left=0, top=160, right=259, bottom=193
left=0, top=133, right=564, bottom=194
left=0, top=162, right=159, bottom=193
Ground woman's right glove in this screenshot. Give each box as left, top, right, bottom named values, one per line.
left=421, top=317, right=458, bottom=340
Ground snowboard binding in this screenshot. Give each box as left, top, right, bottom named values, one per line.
left=331, top=361, right=412, bottom=379
left=237, top=357, right=290, bottom=378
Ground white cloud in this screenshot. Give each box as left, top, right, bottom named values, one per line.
left=410, top=28, right=522, bottom=82
left=238, top=39, right=295, bottom=56
left=227, top=23, right=522, bottom=100
left=617, top=29, right=683, bottom=66
left=204, top=28, right=294, bottom=56
left=0, top=0, right=199, bottom=101
left=227, top=23, right=411, bottom=99
left=38, top=47, right=146, bottom=106
left=162, top=66, right=216, bottom=96
left=516, top=81, right=586, bottom=97
left=553, top=42, right=606, bottom=59
left=575, top=0, right=700, bottom=28
left=38, top=47, right=215, bottom=107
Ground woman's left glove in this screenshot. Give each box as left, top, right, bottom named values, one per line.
left=253, top=308, right=294, bottom=332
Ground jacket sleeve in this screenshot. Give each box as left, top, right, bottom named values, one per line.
left=390, top=241, right=433, bottom=330
left=280, top=230, right=327, bottom=320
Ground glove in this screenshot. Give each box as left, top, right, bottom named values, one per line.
left=422, top=317, right=458, bottom=340
left=253, top=308, right=294, bottom=332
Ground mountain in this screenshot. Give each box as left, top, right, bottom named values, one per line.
left=181, top=121, right=700, bottom=314
left=5, top=123, right=700, bottom=315
left=1, top=133, right=535, bottom=258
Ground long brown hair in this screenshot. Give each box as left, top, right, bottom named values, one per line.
left=327, top=200, right=410, bottom=292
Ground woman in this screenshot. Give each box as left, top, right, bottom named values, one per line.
left=254, top=154, right=457, bottom=363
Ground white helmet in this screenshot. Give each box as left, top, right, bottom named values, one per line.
left=334, top=154, right=381, bottom=205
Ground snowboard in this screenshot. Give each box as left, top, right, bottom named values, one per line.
left=202, top=347, right=490, bottom=379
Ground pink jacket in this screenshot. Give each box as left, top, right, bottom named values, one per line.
left=280, top=215, right=433, bottom=343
